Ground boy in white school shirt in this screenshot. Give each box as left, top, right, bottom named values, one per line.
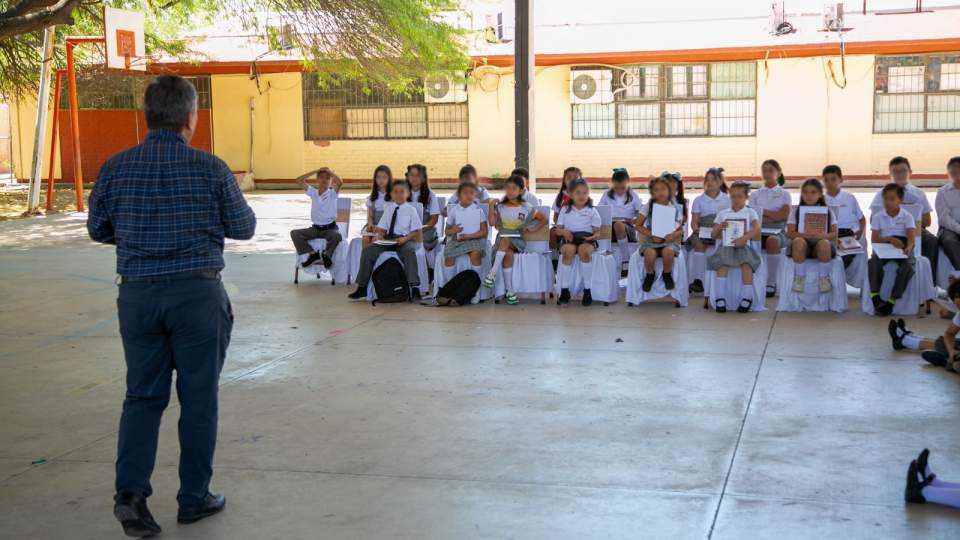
left=290, top=167, right=343, bottom=269
left=935, top=156, right=960, bottom=273
left=868, top=183, right=916, bottom=316
left=822, top=164, right=865, bottom=269
left=348, top=180, right=424, bottom=300
left=868, top=156, right=937, bottom=281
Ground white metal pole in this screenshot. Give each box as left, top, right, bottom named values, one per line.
left=27, top=25, right=56, bottom=214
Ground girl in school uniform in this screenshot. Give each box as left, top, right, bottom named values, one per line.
left=406, top=163, right=441, bottom=251
left=484, top=175, right=548, bottom=305
left=550, top=166, right=584, bottom=249
left=362, top=165, right=393, bottom=248
left=707, top=181, right=761, bottom=313
left=599, top=168, right=642, bottom=265
left=636, top=174, right=684, bottom=293
left=444, top=182, right=488, bottom=276
left=510, top=167, right=541, bottom=206
left=750, top=159, right=792, bottom=297
left=662, top=171, right=688, bottom=227
left=688, top=167, right=730, bottom=292
left=786, top=178, right=839, bottom=293
left=556, top=178, right=602, bottom=306
left=446, top=164, right=490, bottom=211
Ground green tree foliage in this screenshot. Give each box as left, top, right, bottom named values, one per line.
left=0, top=0, right=469, bottom=99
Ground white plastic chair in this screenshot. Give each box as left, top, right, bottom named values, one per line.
left=625, top=248, right=689, bottom=307
left=553, top=205, right=621, bottom=305
left=492, top=205, right=554, bottom=304
left=936, top=249, right=960, bottom=290
left=294, top=197, right=351, bottom=285
left=776, top=257, right=848, bottom=312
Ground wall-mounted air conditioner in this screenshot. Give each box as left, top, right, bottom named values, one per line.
left=569, top=69, right=613, bottom=104
left=424, top=73, right=467, bottom=103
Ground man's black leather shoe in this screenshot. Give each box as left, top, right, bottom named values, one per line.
left=177, top=493, right=226, bottom=524
left=113, top=493, right=161, bottom=538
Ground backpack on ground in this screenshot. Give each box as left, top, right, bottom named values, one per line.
left=435, top=270, right=480, bottom=306
left=371, top=258, right=409, bottom=304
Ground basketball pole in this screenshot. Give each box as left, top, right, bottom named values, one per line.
left=64, top=36, right=105, bottom=212
left=513, top=0, right=535, bottom=192
left=26, top=25, right=56, bottom=215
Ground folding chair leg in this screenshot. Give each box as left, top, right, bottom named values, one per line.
left=540, top=293, right=546, bottom=305
left=294, top=266, right=299, bottom=285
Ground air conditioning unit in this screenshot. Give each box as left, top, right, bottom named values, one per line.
left=424, top=73, right=467, bottom=103
left=769, top=2, right=785, bottom=33
left=277, top=24, right=295, bottom=50
left=569, top=69, right=613, bottom=104
left=823, top=2, right=844, bottom=31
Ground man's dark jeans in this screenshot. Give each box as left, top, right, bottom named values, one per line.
left=115, top=274, right=232, bottom=507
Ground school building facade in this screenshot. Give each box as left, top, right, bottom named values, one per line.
left=8, top=9, right=960, bottom=188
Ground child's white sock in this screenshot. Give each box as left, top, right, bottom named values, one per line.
left=580, top=260, right=594, bottom=287
left=819, top=262, right=831, bottom=277
left=560, top=262, right=574, bottom=288
left=503, top=267, right=514, bottom=292
left=490, top=251, right=506, bottom=273
left=716, top=276, right=728, bottom=303
left=902, top=334, right=921, bottom=350
left=740, top=284, right=753, bottom=301
left=617, top=238, right=629, bottom=260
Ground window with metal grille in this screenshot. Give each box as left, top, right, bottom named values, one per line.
left=59, top=72, right=212, bottom=110
left=302, top=73, right=468, bottom=141
left=874, top=54, right=960, bottom=133
left=571, top=62, right=756, bottom=139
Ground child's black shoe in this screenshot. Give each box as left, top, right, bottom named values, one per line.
left=410, top=287, right=421, bottom=301
left=905, top=460, right=930, bottom=504
left=921, top=350, right=948, bottom=367
left=871, top=294, right=884, bottom=313
left=322, top=253, right=333, bottom=269
left=302, top=252, right=321, bottom=268
left=347, top=286, right=367, bottom=300
left=888, top=319, right=904, bottom=350
left=582, top=289, right=592, bottom=306
left=663, top=272, right=675, bottom=290
left=878, top=301, right=894, bottom=316
left=689, top=279, right=704, bottom=294
left=557, top=288, right=571, bottom=305
left=737, top=298, right=753, bottom=313
left=642, top=273, right=656, bottom=292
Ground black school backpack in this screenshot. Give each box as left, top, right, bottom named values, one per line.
left=371, top=258, right=409, bottom=304
left=436, top=270, right=481, bottom=306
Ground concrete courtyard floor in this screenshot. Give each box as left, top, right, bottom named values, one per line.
left=1, top=191, right=960, bottom=539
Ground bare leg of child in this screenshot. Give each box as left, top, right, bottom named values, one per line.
left=715, top=265, right=729, bottom=312
left=815, top=239, right=833, bottom=293
left=485, top=238, right=513, bottom=287
left=558, top=243, right=577, bottom=304
left=738, top=263, right=754, bottom=312
left=661, top=246, right=676, bottom=290
left=578, top=244, right=595, bottom=305
left=613, top=221, right=630, bottom=262
left=766, top=235, right=781, bottom=296
left=791, top=237, right=807, bottom=292
left=502, top=249, right=516, bottom=302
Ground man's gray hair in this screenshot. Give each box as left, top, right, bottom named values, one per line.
left=144, top=75, right=198, bottom=132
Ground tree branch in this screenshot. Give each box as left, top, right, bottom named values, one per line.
left=0, top=0, right=80, bottom=39
left=0, top=0, right=60, bottom=20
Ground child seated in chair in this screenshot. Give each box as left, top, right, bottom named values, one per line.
left=290, top=167, right=343, bottom=269
left=510, top=167, right=541, bottom=207
left=786, top=178, right=838, bottom=294
left=556, top=178, right=601, bottom=306
left=362, top=165, right=392, bottom=249
left=707, top=181, right=761, bottom=313
left=889, top=279, right=960, bottom=375
left=444, top=182, right=488, bottom=279
left=484, top=175, right=547, bottom=305
left=600, top=168, right=642, bottom=268
left=550, top=166, right=583, bottom=250
left=348, top=179, right=423, bottom=301
left=445, top=164, right=490, bottom=211
left=751, top=159, right=792, bottom=297
left=823, top=164, right=865, bottom=269
left=636, top=174, right=684, bottom=293
left=688, top=167, right=730, bottom=292
left=868, top=183, right=916, bottom=316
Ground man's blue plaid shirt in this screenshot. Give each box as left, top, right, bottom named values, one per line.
left=87, top=129, right=256, bottom=277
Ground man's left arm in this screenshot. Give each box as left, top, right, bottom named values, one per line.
left=218, top=165, right=257, bottom=240
left=936, top=190, right=960, bottom=233
left=86, top=174, right=115, bottom=244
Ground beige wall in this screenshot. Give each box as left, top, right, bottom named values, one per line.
left=8, top=95, right=61, bottom=180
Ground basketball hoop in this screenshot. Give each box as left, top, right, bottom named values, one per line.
left=104, top=7, right=146, bottom=72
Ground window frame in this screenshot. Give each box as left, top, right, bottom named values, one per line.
left=570, top=61, right=757, bottom=140
left=301, top=73, right=469, bottom=141
left=873, top=53, right=960, bottom=134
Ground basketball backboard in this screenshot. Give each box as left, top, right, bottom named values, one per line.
left=104, top=7, right=146, bottom=71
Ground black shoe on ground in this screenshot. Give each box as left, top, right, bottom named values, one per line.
left=921, top=350, right=948, bottom=367
left=737, top=298, right=753, bottom=313
left=905, top=460, right=930, bottom=504
left=765, top=285, right=776, bottom=298
left=888, top=319, right=904, bottom=350
left=917, top=448, right=932, bottom=482
left=715, top=299, right=727, bottom=314
left=410, top=287, right=421, bottom=301
left=113, top=493, right=161, bottom=538
left=347, top=286, right=367, bottom=300
left=557, top=288, right=571, bottom=305
left=878, top=301, right=895, bottom=317
left=871, top=295, right=884, bottom=313
left=321, top=253, right=333, bottom=269
left=177, top=493, right=226, bottom=524
left=690, top=279, right=704, bottom=294
left=582, top=289, right=593, bottom=306
left=621, top=269, right=628, bottom=279
left=642, top=273, right=656, bottom=292
left=301, top=252, right=321, bottom=268
left=663, top=272, right=675, bottom=290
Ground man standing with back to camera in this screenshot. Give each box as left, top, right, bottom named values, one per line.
left=87, top=75, right=256, bottom=537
